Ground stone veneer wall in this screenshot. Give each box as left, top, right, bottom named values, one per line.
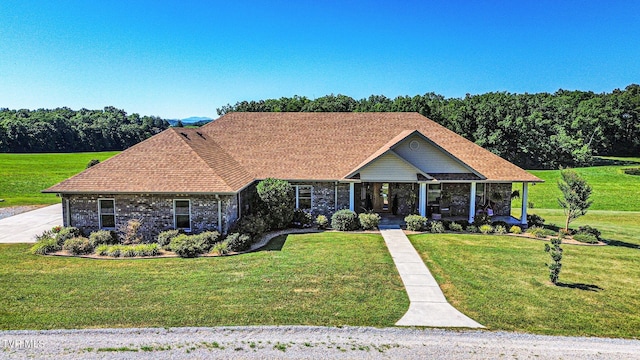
left=442, top=183, right=471, bottom=216
left=392, top=183, right=419, bottom=216
left=63, top=193, right=236, bottom=242
left=485, top=183, right=513, bottom=216
left=289, top=182, right=350, bottom=217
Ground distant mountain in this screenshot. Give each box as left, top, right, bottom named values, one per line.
left=168, top=116, right=213, bottom=127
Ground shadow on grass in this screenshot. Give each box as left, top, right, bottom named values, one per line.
left=603, top=239, right=640, bottom=250
left=557, top=282, right=603, bottom=292
left=257, top=235, right=288, bottom=252
left=592, top=157, right=640, bottom=166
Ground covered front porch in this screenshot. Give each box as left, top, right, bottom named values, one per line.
left=347, top=181, right=530, bottom=226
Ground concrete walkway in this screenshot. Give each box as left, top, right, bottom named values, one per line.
left=0, top=204, right=62, bottom=243
left=379, top=225, right=484, bottom=328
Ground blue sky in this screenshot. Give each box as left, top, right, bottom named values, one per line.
left=1, top=0, right=639, bottom=119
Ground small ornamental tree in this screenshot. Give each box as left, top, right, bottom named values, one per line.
left=256, top=178, right=295, bottom=230
left=557, top=168, right=593, bottom=232
left=544, top=236, right=563, bottom=285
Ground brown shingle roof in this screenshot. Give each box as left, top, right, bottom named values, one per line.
left=45, top=112, right=541, bottom=194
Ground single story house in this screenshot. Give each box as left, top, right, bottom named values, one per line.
left=44, top=112, right=542, bottom=239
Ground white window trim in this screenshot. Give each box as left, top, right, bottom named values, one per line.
left=294, top=185, right=313, bottom=210
left=98, top=198, right=116, bottom=229
left=173, top=199, right=192, bottom=232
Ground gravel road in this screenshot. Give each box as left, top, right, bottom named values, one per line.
left=2, top=326, right=639, bottom=359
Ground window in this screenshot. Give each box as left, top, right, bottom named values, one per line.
left=476, top=183, right=487, bottom=207
left=427, top=184, right=441, bottom=204
left=295, top=185, right=312, bottom=210
left=98, top=199, right=115, bottom=229
left=174, top=199, right=191, bottom=231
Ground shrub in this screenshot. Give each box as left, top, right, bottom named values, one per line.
left=479, top=224, right=494, bottom=234
left=494, top=225, right=507, bottom=235
left=448, top=222, right=464, bottom=232
left=576, top=225, right=602, bottom=241
left=491, top=221, right=509, bottom=229
left=30, top=238, right=60, bottom=255
left=192, top=231, right=221, bottom=252
left=404, top=215, right=427, bottom=231
left=211, top=241, right=229, bottom=255
left=430, top=221, right=445, bottom=233
left=331, top=209, right=359, bottom=231
left=51, top=225, right=63, bottom=234
left=527, top=226, right=549, bottom=238
left=527, top=214, right=545, bottom=227
left=256, top=178, right=295, bottom=230
left=358, top=213, right=381, bottom=230
left=467, top=225, right=478, bottom=233
left=509, top=225, right=522, bottom=234
left=121, top=219, right=143, bottom=244
left=441, top=219, right=452, bottom=230
left=225, top=233, right=253, bottom=252
left=170, top=234, right=203, bottom=258
left=473, top=213, right=492, bottom=226
left=291, top=209, right=313, bottom=228
left=89, top=230, right=118, bottom=247
left=56, top=227, right=82, bottom=246
left=235, top=214, right=268, bottom=240
left=106, top=245, right=124, bottom=257
left=315, top=215, right=329, bottom=229
left=95, top=244, right=109, bottom=256
left=62, top=237, right=93, bottom=255
left=573, top=233, right=599, bottom=244
left=34, top=229, right=55, bottom=243
left=545, top=236, right=563, bottom=284
left=122, top=247, right=137, bottom=257
left=157, top=230, right=181, bottom=249
left=133, top=243, right=160, bottom=256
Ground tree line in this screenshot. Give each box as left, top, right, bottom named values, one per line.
left=0, top=106, right=170, bottom=152
left=217, top=84, right=640, bottom=169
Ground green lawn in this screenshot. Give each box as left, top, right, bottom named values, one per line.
left=0, top=152, right=118, bottom=207
left=0, top=233, right=408, bottom=330
left=517, top=157, right=640, bottom=211
left=409, top=233, right=640, bottom=338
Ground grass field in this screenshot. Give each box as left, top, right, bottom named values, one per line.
left=516, top=157, right=640, bottom=211
left=409, top=233, right=640, bottom=338
left=0, top=152, right=118, bottom=207
left=0, top=233, right=408, bottom=330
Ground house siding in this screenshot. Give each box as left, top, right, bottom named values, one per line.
left=394, top=135, right=469, bottom=174
left=359, top=153, right=421, bottom=182
left=62, top=193, right=236, bottom=242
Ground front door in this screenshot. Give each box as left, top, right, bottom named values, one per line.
left=372, top=183, right=391, bottom=212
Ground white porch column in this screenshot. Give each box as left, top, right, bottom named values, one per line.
left=349, top=182, right=355, bottom=211
left=419, top=183, right=427, bottom=217
left=520, top=182, right=529, bottom=225
left=468, top=182, right=476, bottom=223
left=217, top=198, right=222, bottom=233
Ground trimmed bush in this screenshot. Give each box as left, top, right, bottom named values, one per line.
left=192, top=231, right=221, bottom=252
left=527, top=214, right=545, bottom=227
left=573, top=233, right=599, bottom=244
left=157, top=230, right=181, bottom=248
left=30, top=238, right=60, bottom=255
left=134, top=244, right=159, bottom=256
left=170, top=234, right=203, bottom=258
left=576, top=225, right=602, bottom=241
left=473, top=213, right=492, bottom=226
left=292, top=209, right=313, bottom=228
left=106, top=245, right=123, bottom=257
left=122, top=247, right=137, bottom=257
left=331, top=209, right=359, bottom=231
left=527, top=226, right=547, bottom=239
left=95, top=244, right=109, bottom=256
left=430, top=221, right=445, bottom=233
left=494, top=225, right=507, bottom=235
left=358, top=213, right=381, bottom=230
left=235, top=214, right=268, bottom=240
left=315, top=215, right=329, bottom=229
left=405, top=215, right=427, bottom=232
left=225, top=233, right=253, bottom=252
left=89, top=230, right=118, bottom=247
left=62, top=237, right=93, bottom=255
left=256, top=178, right=295, bottom=230
left=448, top=222, right=464, bottom=232
left=467, top=225, right=478, bottom=233
left=56, top=227, right=82, bottom=246
left=479, top=224, right=494, bottom=234
left=509, top=225, right=522, bottom=234
left=211, top=241, right=229, bottom=255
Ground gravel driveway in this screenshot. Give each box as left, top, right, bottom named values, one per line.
left=2, top=326, right=639, bottom=359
